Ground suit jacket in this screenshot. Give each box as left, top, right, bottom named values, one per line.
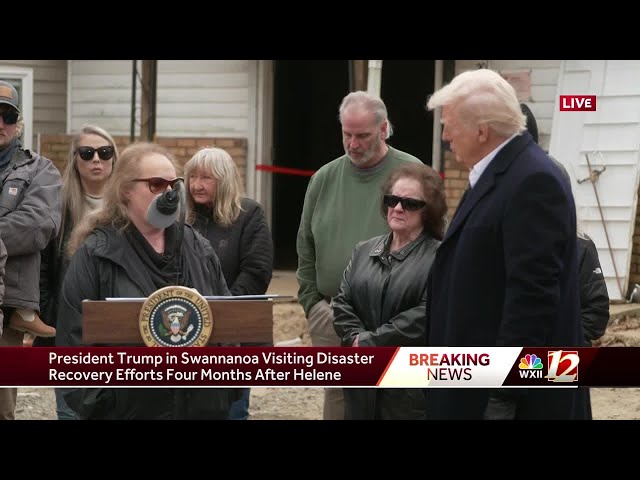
left=426, top=131, right=590, bottom=420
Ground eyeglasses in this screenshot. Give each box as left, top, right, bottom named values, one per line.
left=0, top=110, right=19, bottom=125
left=383, top=194, right=426, bottom=211
left=76, top=146, right=115, bottom=161
left=132, top=177, right=184, bottom=194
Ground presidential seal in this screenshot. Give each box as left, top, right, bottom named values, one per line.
left=139, top=286, right=213, bottom=347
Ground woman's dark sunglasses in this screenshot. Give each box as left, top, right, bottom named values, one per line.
left=0, top=110, right=19, bottom=125
left=76, top=146, right=115, bottom=161
left=383, top=194, right=426, bottom=211
left=132, top=177, right=184, bottom=194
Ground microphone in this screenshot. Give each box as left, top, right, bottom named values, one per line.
left=146, top=182, right=182, bottom=229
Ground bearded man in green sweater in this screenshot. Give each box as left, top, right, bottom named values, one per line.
left=296, top=90, right=423, bottom=420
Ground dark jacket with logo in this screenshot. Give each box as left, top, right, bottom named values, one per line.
left=578, top=232, right=609, bottom=344
left=55, top=223, right=240, bottom=420
left=0, top=147, right=62, bottom=311
left=332, top=231, right=439, bottom=419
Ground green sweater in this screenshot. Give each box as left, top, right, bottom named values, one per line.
left=296, top=146, right=423, bottom=316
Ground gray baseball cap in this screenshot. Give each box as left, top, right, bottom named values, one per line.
left=0, top=80, right=20, bottom=114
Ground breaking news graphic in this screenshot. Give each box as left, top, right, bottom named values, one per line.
left=0, top=346, right=639, bottom=388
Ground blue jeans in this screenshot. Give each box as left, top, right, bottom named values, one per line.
left=55, top=388, right=79, bottom=420
left=228, top=388, right=250, bottom=420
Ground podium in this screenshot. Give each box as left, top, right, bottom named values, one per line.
left=81, top=299, right=274, bottom=346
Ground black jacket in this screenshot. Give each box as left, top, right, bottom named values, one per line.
left=55, top=223, right=239, bottom=420
left=192, top=198, right=273, bottom=296
left=333, top=232, right=439, bottom=420
left=578, top=233, right=609, bottom=344
left=38, top=208, right=72, bottom=333
left=333, top=232, right=439, bottom=348
left=0, top=236, right=6, bottom=334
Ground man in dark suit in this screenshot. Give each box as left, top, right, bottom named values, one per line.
left=424, top=69, right=590, bottom=420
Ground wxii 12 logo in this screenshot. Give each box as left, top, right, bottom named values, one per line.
left=518, top=354, right=543, bottom=379
left=546, top=350, right=579, bottom=383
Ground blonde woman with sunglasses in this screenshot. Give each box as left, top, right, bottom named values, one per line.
left=56, top=142, right=237, bottom=420
left=36, top=124, right=118, bottom=419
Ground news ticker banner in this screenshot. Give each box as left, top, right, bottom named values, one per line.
left=0, top=346, right=637, bottom=388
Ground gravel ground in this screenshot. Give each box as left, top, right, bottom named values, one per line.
left=16, top=385, right=640, bottom=421
left=15, top=386, right=324, bottom=420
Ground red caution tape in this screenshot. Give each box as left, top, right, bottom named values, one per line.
left=256, top=163, right=445, bottom=180
left=256, top=164, right=316, bottom=177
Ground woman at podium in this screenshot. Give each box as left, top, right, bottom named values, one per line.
left=55, top=141, right=241, bottom=420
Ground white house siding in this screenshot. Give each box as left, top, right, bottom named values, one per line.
left=69, top=60, right=249, bottom=138
left=69, top=60, right=141, bottom=135
left=549, top=60, right=640, bottom=301
left=155, top=60, right=249, bottom=138
left=0, top=59, right=67, bottom=149
left=455, top=60, right=561, bottom=152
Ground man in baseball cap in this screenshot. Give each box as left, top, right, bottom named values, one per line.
left=0, top=80, right=20, bottom=114
left=0, top=77, right=63, bottom=420
left=0, top=81, right=21, bottom=155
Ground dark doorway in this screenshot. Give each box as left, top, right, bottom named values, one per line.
left=271, top=60, right=350, bottom=269
left=380, top=60, right=435, bottom=166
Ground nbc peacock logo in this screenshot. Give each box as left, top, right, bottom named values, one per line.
left=518, top=354, right=543, bottom=379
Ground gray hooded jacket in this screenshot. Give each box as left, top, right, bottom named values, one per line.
left=0, top=147, right=62, bottom=311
